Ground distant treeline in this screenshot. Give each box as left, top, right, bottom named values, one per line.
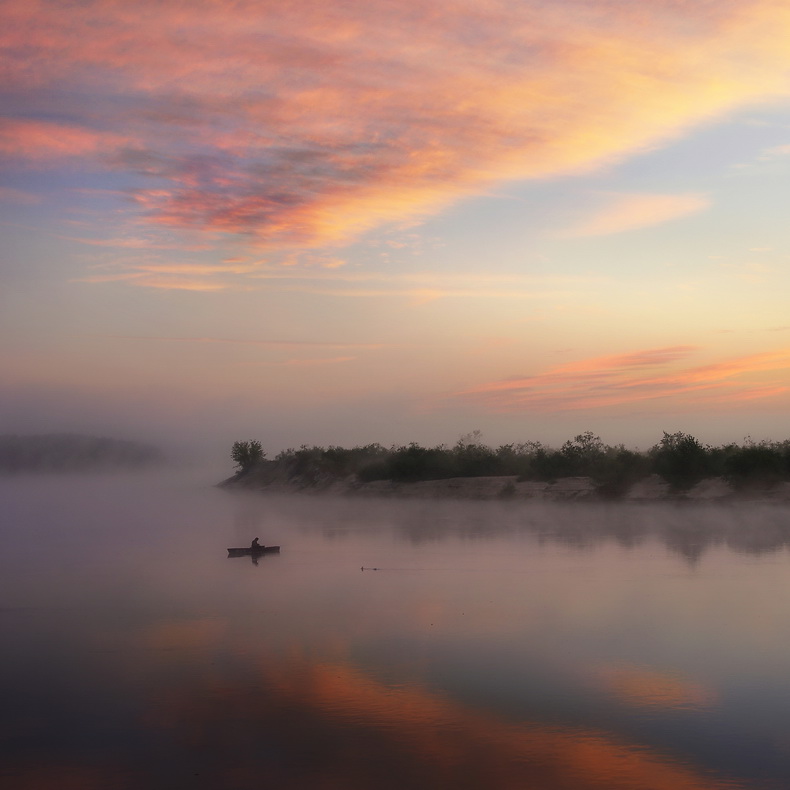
left=232, top=431, right=790, bottom=494
left=0, top=434, right=164, bottom=473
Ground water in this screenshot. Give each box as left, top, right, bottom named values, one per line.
left=2, top=470, right=790, bottom=789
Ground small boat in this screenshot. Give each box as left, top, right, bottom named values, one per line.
left=227, top=545, right=280, bottom=557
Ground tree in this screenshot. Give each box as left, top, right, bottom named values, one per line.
left=559, top=431, right=605, bottom=476
left=724, top=442, right=785, bottom=487
left=651, top=431, right=709, bottom=490
left=231, top=440, right=265, bottom=471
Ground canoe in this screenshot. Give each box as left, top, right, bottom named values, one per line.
left=227, top=546, right=280, bottom=557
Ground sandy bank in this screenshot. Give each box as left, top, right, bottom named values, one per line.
left=221, top=470, right=790, bottom=502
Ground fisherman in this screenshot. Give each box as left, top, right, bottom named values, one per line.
left=251, top=537, right=261, bottom=550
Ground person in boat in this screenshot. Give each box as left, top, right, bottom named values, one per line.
left=250, top=537, right=261, bottom=550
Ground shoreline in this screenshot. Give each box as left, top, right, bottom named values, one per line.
left=219, top=471, right=790, bottom=503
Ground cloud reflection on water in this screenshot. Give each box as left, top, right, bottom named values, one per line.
left=90, top=631, right=744, bottom=790
left=591, top=663, right=718, bottom=711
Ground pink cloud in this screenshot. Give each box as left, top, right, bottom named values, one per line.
left=2, top=1, right=790, bottom=247
left=0, top=118, right=127, bottom=159
left=566, top=192, right=710, bottom=236
left=471, top=346, right=698, bottom=395
left=456, top=346, right=790, bottom=413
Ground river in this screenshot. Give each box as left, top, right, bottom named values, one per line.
left=2, top=469, right=789, bottom=789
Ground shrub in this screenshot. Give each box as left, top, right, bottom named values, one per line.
left=650, top=432, right=710, bottom=490
left=593, top=447, right=651, bottom=498
left=231, top=440, right=265, bottom=471
left=724, top=443, right=785, bottom=487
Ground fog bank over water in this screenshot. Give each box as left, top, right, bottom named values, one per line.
left=5, top=380, right=790, bottom=466
left=226, top=489, right=790, bottom=565
left=5, top=466, right=790, bottom=560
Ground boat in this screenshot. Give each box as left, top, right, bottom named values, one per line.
left=227, top=545, right=280, bottom=557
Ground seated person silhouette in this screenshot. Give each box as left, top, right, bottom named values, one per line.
left=251, top=537, right=261, bottom=550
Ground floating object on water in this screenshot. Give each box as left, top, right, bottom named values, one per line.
left=227, top=546, right=280, bottom=557
left=361, top=566, right=379, bottom=571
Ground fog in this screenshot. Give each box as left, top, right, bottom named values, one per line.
left=4, top=382, right=790, bottom=465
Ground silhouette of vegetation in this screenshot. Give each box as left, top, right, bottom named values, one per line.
left=231, top=440, right=266, bottom=471
left=230, top=431, right=790, bottom=495
left=650, top=431, right=712, bottom=491
left=275, top=443, right=388, bottom=484
left=0, top=434, right=163, bottom=473
left=722, top=439, right=790, bottom=489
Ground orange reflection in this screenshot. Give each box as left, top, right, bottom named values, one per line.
left=145, top=649, right=742, bottom=789
left=2, top=763, right=137, bottom=790
left=139, top=617, right=227, bottom=653
left=594, top=663, right=717, bottom=710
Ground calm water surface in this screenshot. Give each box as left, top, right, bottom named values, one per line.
left=2, top=470, right=790, bottom=789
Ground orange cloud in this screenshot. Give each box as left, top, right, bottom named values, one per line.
left=2, top=0, right=790, bottom=248
left=456, top=346, right=790, bottom=413
left=76, top=271, right=234, bottom=291
left=76, top=257, right=260, bottom=290
left=566, top=192, right=710, bottom=236
left=81, top=255, right=597, bottom=295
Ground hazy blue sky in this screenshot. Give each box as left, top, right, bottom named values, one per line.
left=3, top=0, right=790, bottom=454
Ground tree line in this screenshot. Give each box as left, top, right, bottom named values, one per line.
left=232, top=431, right=790, bottom=494
left=0, top=434, right=163, bottom=473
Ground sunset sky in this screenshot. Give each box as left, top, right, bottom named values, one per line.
left=2, top=0, right=790, bottom=454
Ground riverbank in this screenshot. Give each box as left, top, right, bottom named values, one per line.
left=220, top=469, right=790, bottom=502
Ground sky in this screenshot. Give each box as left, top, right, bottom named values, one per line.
left=2, top=0, right=790, bottom=456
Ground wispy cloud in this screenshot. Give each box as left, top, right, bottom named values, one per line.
left=105, top=335, right=385, bottom=350
left=3, top=0, right=790, bottom=251
left=117, top=275, right=233, bottom=292
left=0, top=118, right=128, bottom=159
left=280, top=356, right=355, bottom=367
left=0, top=186, right=41, bottom=205
left=75, top=256, right=260, bottom=290
left=79, top=257, right=602, bottom=296
left=455, top=346, right=790, bottom=413
left=759, top=143, right=790, bottom=159
left=565, top=192, right=710, bottom=236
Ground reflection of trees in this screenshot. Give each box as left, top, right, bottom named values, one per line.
left=531, top=503, right=790, bottom=564
left=233, top=493, right=790, bottom=564
left=664, top=527, right=711, bottom=567
left=495, top=502, right=788, bottom=564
